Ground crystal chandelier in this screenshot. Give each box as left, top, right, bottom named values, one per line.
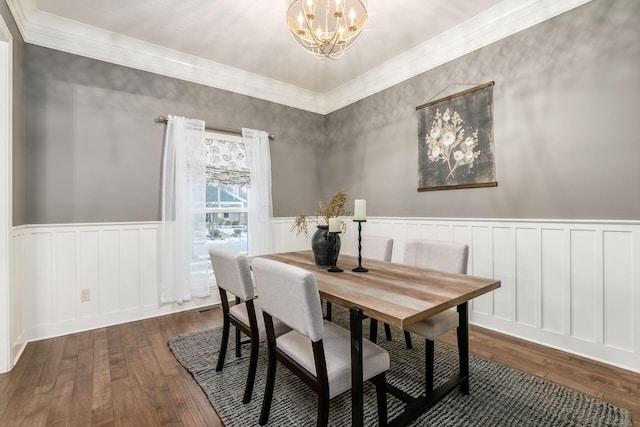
left=286, top=0, right=368, bottom=60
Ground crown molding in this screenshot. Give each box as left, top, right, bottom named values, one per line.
left=7, top=0, right=324, bottom=113
left=8, top=0, right=592, bottom=115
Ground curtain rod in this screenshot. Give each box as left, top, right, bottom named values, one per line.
left=156, top=116, right=274, bottom=141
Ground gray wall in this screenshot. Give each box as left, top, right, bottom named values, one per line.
left=0, top=1, right=25, bottom=226
left=20, top=0, right=640, bottom=224
left=325, top=0, right=640, bottom=220
left=23, top=46, right=326, bottom=224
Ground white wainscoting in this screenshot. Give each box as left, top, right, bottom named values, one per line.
left=275, top=217, right=640, bottom=373
left=10, top=217, right=640, bottom=373
left=10, top=222, right=221, bottom=351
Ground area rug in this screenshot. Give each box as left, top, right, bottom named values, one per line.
left=168, top=309, right=631, bottom=426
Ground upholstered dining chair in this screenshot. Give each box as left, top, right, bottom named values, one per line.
left=209, top=247, right=289, bottom=404
left=360, top=234, right=394, bottom=262
left=251, top=257, right=389, bottom=427
left=402, top=239, right=469, bottom=393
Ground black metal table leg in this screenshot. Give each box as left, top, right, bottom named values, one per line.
left=457, top=302, right=469, bottom=394
left=387, top=303, right=472, bottom=427
left=350, top=307, right=364, bottom=427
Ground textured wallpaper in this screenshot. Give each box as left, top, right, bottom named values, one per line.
left=23, top=46, right=326, bottom=223
left=20, top=0, right=640, bottom=223
left=324, top=0, right=640, bottom=220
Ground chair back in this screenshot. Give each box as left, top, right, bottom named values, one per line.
left=361, top=235, right=393, bottom=262
left=251, top=258, right=324, bottom=342
left=404, top=239, right=469, bottom=274
left=209, top=247, right=254, bottom=301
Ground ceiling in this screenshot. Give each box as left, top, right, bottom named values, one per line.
left=7, top=0, right=592, bottom=113
left=30, top=0, right=503, bottom=93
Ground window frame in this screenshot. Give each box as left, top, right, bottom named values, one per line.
left=204, top=132, right=250, bottom=287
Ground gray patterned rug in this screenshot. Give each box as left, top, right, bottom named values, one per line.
left=168, top=309, right=631, bottom=426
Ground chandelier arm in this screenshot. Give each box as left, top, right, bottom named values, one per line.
left=286, top=0, right=367, bottom=60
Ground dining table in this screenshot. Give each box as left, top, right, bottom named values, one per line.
left=257, top=250, right=501, bottom=427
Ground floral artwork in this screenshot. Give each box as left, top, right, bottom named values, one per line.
left=417, top=82, right=497, bottom=191
left=426, top=108, right=480, bottom=181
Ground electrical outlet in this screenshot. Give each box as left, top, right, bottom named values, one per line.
left=81, top=288, right=90, bottom=302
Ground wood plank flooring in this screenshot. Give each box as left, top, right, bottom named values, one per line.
left=0, top=306, right=638, bottom=426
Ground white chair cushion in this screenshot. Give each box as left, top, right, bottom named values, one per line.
left=210, top=247, right=255, bottom=301
left=276, top=320, right=390, bottom=399
left=403, top=239, right=468, bottom=274
left=251, top=258, right=324, bottom=342
left=360, top=235, right=393, bottom=262
left=405, top=308, right=458, bottom=340
left=229, top=299, right=290, bottom=341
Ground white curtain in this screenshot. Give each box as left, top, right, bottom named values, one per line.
left=242, top=128, right=274, bottom=256
left=159, top=116, right=210, bottom=303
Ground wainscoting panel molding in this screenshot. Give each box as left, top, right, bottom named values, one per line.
left=10, top=222, right=221, bottom=353
left=275, top=217, right=640, bottom=373
left=10, top=217, right=640, bottom=373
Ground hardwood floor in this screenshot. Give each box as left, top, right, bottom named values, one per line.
left=1, top=306, right=638, bottom=426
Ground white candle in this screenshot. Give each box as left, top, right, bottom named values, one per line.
left=328, top=217, right=341, bottom=232
left=354, top=199, right=366, bottom=220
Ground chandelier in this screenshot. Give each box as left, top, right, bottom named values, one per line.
left=286, top=0, right=368, bottom=60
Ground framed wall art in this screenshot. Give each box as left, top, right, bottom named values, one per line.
left=416, top=81, right=497, bottom=191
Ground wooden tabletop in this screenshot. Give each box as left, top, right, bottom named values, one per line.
left=258, top=251, right=501, bottom=329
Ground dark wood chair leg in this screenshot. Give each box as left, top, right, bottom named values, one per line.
left=384, top=323, right=392, bottom=341
left=235, top=327, right=241, bottom=357
left=373, top=374, right=388, bottom=427
left=259, top=347, right=277, bottom=425
left=425, top=339, right=435, bottom=394
left=404, top=330, right=413, bottom=349
left=216, top=316, right=230, bottom=371
left=325, top=301, right=332, bottom=321
left=243, top=336, right=259, bottom=404
left=369, top=319, right=378, bottom=343
left=317, top=387, right=330, bottom=427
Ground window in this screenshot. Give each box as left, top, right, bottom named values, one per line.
left=205, top=133, right=249, bottom=262
left=206, top=185, right=248, bottom=255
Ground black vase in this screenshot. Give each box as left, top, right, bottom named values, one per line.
left=311, top=225, right=341, bottom=267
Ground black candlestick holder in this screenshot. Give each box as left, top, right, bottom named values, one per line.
left=352, top=220, right=368, bottom=272
left=327, top=231, right=343, bottom=273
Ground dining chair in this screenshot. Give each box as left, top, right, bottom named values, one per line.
left=251, top=257, right=389, bottom=427
left=360, top=234, right=394, bottom=262
left=402, top=239, right=469, bottom=393
left=209, top=247, right=289, bottom=404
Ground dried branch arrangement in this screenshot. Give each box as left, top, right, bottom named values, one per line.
left=291, top=189, right=351, bottom=236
